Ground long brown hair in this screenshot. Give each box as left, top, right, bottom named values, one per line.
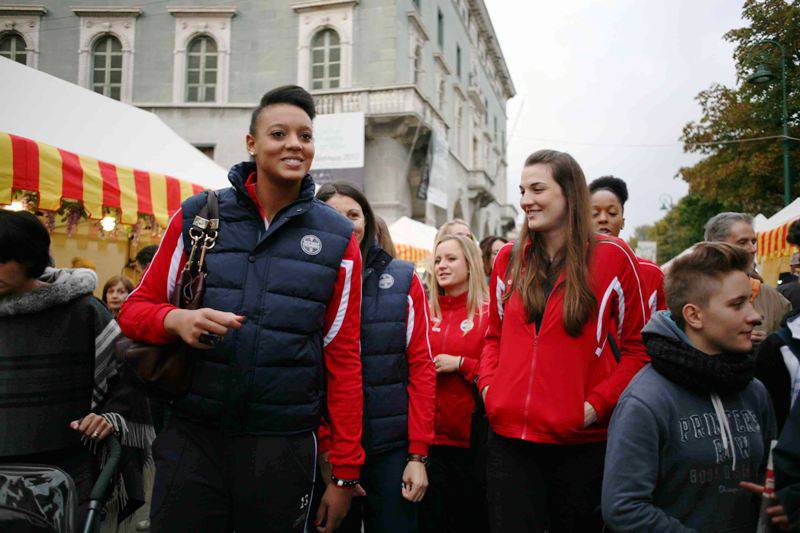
left=508, top=150, right=596, bottom=337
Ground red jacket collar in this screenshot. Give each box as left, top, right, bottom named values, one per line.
left=439, top=291, right=468, bottom=310
left=244, top=171, right=266, bottom=219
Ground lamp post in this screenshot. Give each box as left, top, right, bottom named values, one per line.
left=746, top=39, right=792, bottom=206
left=658, top=193, right=673, bottom=211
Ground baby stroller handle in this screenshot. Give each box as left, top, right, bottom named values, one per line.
left=82, top=436, right=123, bottom=533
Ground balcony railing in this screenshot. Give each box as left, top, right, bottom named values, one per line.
left=312, top=86, right=428, bottom=117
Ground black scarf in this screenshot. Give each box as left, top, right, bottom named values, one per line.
left=645, top=334, right=755, bottom=396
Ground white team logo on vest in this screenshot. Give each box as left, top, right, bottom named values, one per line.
left=460, top=319, right=474, bottom=333
left=301, top=234, right=322, bottom=255
left=378, top=273, right=395, bottom=289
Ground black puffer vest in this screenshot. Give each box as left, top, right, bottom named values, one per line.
left=176, top=162, right=354, bottom=435
left=360, top=244, right=414, bottom=454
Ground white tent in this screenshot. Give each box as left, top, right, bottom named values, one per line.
left=753, top=213, right=769, bottom=233
left=756, top=197, right=800, bottom=234
left=0, top=57, right=228, bottom=189
left=389, top=216, right=438, bottom=251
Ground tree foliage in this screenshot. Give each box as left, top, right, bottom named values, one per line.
left=656, top=0, right=800, bottom=262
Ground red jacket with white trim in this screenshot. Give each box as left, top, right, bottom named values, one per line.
left=637, top=257, right=666, bottom=322
left=477, top=235, right=649, bottom=444
left=428, top=294, right=489, bottom=448
left=119, top=173, right=365, bottom=478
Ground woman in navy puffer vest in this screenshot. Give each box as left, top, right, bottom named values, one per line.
left=315, top=182, right=436, bottom=533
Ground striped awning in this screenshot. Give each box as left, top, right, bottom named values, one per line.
left=0, top=132, right=204, bottom=226
left=758, top=218, right=799, bottom=260
left=395, top=243, right=431, bottom=266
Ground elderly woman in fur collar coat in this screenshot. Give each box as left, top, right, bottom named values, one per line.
left=0, top=210, right=154, bottom=528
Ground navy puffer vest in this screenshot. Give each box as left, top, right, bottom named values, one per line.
left=360, top=244, right=414, bottom=455
left=176, top=162, right=354, bottom=435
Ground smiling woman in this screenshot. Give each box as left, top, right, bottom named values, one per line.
left=479, top=149, right=649, bottom=531
left=117, top=85, right=368, bottom=533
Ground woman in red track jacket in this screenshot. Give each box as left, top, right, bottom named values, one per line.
left=420, top=234, right=489, bottom=533
left=478, top=150, right=649, bottom=533
left=589, top=175, right=666, bottom=322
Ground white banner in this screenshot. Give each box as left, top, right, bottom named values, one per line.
left=427, top=126, right=449, bottom=209
left=312, top=112, right=365, bottom=170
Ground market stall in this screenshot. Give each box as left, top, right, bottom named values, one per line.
left=0, top=58, right=228, bottom=294
left=756, top=198, right=800, bottom=285
left=389, top=216, right=438, bottom=270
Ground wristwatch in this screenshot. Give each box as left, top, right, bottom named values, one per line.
left=330, top=474, right=359, bottom=488
left=407, top=453, right=428, bottom=465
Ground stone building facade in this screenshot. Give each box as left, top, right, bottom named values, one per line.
left=1, top=0, right=517, bottom=236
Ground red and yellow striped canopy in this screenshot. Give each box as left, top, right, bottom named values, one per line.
left=395, top=243, right=431, bottom=265
left=758, top=218, right=799, bottom=260
left=0, top=132, right=204, bottom=226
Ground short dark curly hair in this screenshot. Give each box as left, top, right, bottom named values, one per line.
left=0, top=210, right=51, bottom=278
left=249, top=85, right=316, bottom=136
left=588, top=176, right=629, bottom=207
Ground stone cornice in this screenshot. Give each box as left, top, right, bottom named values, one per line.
left=406, top=11, right=429, bottom=42
left=0, top=5, right=47, bottom=16
left=466, top=0, right=515, bottom=98
left=433, top=52, right=452, bottom=75
left=71, top=7, right=142, bottom=17
left=166, top=6, right=237, bottom=17
left=291, top=0, right=358, bottom=13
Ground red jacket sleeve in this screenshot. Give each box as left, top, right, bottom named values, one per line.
left=638, top=260, right=667, bottom=321
left=321, top=234, right=365, bottom=479
left=458, top=356, right=480, bottom=382
left=406, top=273, right=436, bottom=456
left=478, top=243, right=512, bottom=393
left=586, top=241, right=650, bottom=420
left=118, top=210, right=186, bottom=344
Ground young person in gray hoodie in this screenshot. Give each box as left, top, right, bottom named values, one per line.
left=602, top=242, right=777, bottom=532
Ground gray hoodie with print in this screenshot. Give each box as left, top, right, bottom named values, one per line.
left=601, top=312, right=776, bottom=532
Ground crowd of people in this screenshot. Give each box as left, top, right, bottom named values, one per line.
left=3, top=84, right=800, bottom=532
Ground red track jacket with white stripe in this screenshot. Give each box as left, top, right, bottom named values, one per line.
left=428, top=295, right=489, bottom=448
left=478, top=235, right=649, bottom=445
left=637, top=257, right=667, bottom=322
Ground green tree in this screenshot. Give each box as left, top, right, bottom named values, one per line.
left=651, top=0, right=799, bottom=263
left=649, top=194, right=724, bottom=263
left=680, top=0, right=799, bottom=216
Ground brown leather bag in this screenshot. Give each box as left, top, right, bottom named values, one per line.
left=115, top=190, right=219, bottom=399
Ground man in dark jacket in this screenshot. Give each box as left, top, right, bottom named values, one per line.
left=603, top=242, right=776, bottom=532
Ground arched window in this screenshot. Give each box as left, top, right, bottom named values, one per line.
left=310, top=29, right=341, bottom=90
left=0, top=32, right=27, bottom=65
left=186, top=35, right=218, bottom=102
left=92, top=35, right=123, bottom=100
left=413, top=45, right=423, bottom=85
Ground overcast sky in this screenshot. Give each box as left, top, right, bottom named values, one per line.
left=485, top=0, right=745, bottom=240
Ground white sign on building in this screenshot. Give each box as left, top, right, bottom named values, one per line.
left=311, top=112, right=365, bottom=188
left=426, top=125, right=449, bottom=209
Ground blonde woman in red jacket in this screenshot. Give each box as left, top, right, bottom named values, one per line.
left=420, top=234, right=489, bottom=532
left=479, top=150, right=649, bottom=532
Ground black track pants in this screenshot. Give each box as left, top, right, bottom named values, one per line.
left=150, top=416, right=316, bottom=533
left=420, top=444, right=489, bottom=533
left=486, top=431, right=605, bottom=533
